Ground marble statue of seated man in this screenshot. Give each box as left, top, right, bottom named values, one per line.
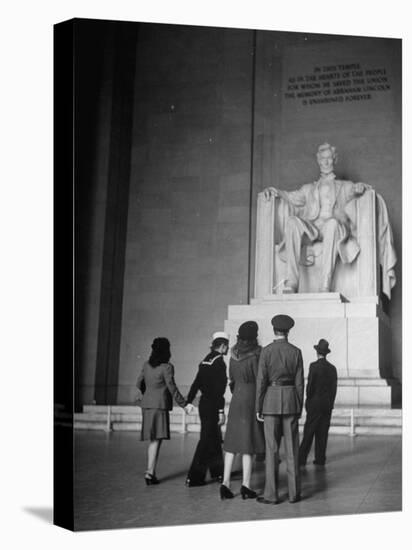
left=263, top=142, right=371, bottom=293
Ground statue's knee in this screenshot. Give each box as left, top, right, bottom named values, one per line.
left=286, top=216, right=300, bottom=229
left=324, top=218, right=339, bottom=233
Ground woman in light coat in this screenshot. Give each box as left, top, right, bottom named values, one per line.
left=136, top=337, right=188, bottom=484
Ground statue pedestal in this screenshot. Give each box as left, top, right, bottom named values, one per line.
left=224, top=293, right=392, bottom=407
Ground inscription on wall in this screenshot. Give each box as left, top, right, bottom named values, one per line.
left=284, top=63, right=391, bottom=106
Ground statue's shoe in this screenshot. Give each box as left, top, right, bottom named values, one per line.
left=319, top=278, right=332, bottom=292
left=283, top=285, right=297, bottom=294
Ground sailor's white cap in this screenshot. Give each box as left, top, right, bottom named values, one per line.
left=212, top=331, right=229, bottom=341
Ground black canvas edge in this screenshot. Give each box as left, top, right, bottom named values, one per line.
left=53, top=18, right=75, bottom=532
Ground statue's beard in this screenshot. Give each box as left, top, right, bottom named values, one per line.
left=320, top=166, right=334, bottom=175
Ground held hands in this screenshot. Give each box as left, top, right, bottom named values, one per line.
left=263, top=187, right=280, bottom=201
left=256, top=412, right=264, bottom=423
left=184, top=403, right=194, bottom=414
left=218, top=412, right=226, bottom=426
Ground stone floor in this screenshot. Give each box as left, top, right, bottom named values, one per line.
left=74, top=431, right=402, bottom=531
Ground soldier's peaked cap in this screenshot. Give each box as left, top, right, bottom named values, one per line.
left=271, top=314, right=295, bottom=331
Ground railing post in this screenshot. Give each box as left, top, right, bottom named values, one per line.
left=180, top=408, right=187, bottom=434
left=105, top=405, right=112, bottom=432
left=349, top=408, right=356, bottom=437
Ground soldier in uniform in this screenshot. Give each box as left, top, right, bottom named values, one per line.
left=185, top=331, right=228, bottom=487
left=256, top=315, right=304, bottom=504
left=299, top=339, right=337, bottom=467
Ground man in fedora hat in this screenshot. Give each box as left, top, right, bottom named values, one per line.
left=299, top=339, right=337, bottom=467
left=256, top=315, right=304, bottom=504
left=185, top=331, right=229, bottom=487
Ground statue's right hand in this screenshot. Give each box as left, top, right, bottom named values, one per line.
left=262, top=187, right=279, bottom=200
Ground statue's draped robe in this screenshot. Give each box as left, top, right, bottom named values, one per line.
left=275, top=178, right=396, bottom=299
left=376, top=193, right=397, bottom=299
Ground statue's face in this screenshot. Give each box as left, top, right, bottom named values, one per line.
left=317, top=149, right=335, bottom=175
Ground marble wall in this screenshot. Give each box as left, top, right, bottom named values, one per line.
left=75, top=22, right=402, bottom=406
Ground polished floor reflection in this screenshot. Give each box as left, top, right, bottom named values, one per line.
left=74, top=431, right=401, bottom=531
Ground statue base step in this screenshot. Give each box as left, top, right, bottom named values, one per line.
left=225, top=293, right=393, bottom=408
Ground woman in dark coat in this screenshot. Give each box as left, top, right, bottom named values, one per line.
left=136, top=337, right=187, bottom=485
left=220, top=321, right=265, bottom=499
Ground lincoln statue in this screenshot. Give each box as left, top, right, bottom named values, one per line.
left=262, top=143, right=373, bottom=293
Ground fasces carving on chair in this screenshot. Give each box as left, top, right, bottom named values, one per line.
left=255, top=143, right=397, bottom=299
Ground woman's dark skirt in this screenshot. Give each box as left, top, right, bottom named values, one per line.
left=141, top=408, right=170, bottom=441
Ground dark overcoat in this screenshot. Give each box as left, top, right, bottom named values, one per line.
left=305, top=358, right=337, bottom=413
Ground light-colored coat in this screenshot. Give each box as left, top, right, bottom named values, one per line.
left=136, top=361, right=186, bottom=410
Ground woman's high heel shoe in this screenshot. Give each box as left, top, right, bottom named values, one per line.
left=220, top=484, right=234, bottom=500
left=145, top=473, right=160, bottom=485
left=240, top=485, right=257, bottom=499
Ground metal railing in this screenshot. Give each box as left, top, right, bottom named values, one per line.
left=93, top=406, right=391, bottom=437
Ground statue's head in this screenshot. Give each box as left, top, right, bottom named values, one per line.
left=316, top=142, right=337, bottom=175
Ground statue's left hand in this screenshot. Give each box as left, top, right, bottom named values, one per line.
left=354, top=182, right=372, bottom=195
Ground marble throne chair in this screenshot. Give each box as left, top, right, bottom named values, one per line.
left=254, top=189, right=379, bottom=300
left=239, top=187, right=393, bottom=405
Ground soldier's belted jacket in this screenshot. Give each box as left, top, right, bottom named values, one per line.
left=255, top=338, right=304, bottom=415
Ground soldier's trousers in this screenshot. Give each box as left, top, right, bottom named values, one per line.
left=263, top=414, right=300, bottom=502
